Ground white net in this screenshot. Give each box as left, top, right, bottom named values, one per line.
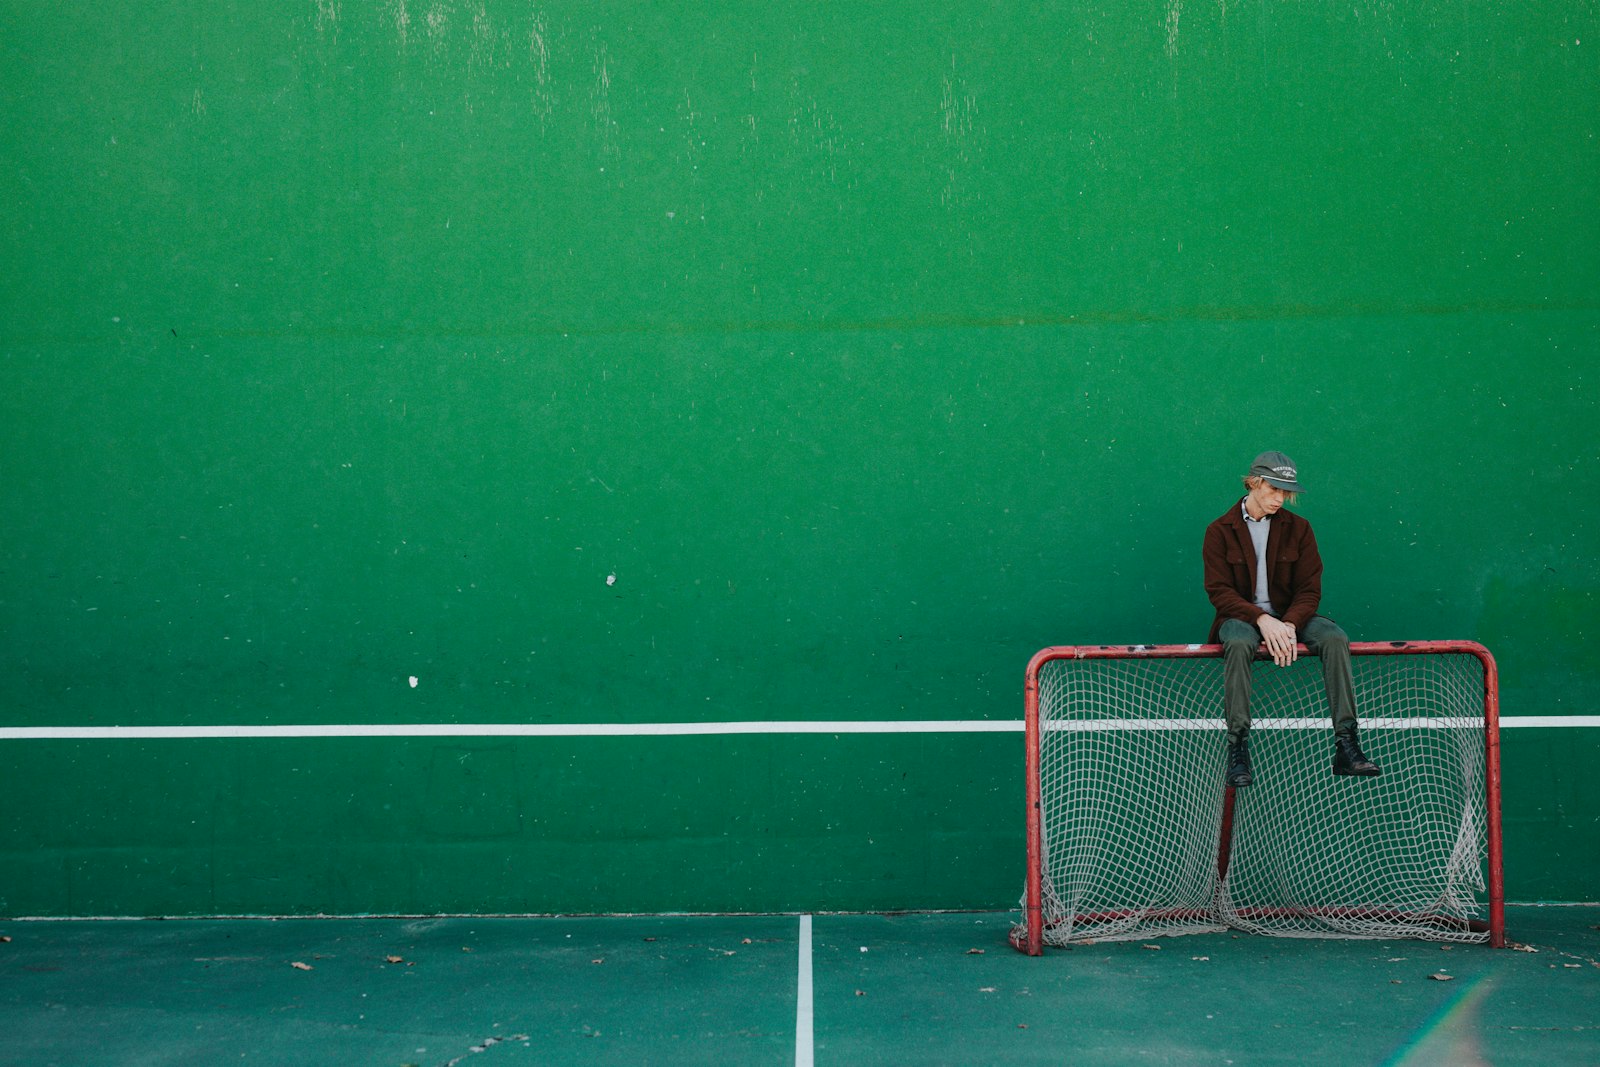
left=1023, top=647, right=1494, bottom=947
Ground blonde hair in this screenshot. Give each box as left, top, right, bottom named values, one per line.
left=1243, top=474, right=1298, bottom=506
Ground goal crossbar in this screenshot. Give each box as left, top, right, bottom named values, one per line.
left=1015, top=641, right=1504, bottom=955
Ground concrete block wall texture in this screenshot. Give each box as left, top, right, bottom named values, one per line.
left=2, top=3, right=1595, bottom=916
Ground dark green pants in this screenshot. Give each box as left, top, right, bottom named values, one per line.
left=1219, top=615, right=1357, bottom=743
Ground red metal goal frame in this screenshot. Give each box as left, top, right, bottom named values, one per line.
left=1014, top=640, right=1504, bottom=955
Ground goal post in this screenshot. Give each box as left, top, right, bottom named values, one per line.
left=1012, top=641, right=1504, bottom=955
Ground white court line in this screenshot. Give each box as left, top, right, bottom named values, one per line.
left=0, top=717, right=1594, bottom=741
left=796, top=914, right=814, bottom=1067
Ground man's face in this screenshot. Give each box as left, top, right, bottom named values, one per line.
left=1247, top=479, right=1288, bottom=518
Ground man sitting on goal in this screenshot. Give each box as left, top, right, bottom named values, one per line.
left=1202, top=450, right=1381, bottom=787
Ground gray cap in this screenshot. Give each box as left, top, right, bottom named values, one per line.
left=1249, top=450, right=1305, bottom=493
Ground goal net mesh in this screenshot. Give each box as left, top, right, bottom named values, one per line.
left=1026, top=648, right=1492, bottom=946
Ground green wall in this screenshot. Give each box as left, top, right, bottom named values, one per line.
left=2, top=2, right=1596, bottom=916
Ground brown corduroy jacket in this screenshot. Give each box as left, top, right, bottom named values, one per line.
left=1202, top=498, right=1324, bottom=643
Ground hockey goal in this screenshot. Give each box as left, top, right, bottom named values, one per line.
left=1012, top=641, right=1504, bottom=955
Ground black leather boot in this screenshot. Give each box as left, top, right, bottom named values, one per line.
left=1226, top=736, right=1253, bottom=787
left=1333, top=729, right=1381, bottom=777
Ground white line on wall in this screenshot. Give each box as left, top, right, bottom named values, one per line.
left=0, top=717, right=1594, bottom=741
left=0, top=721, right=1022, bottom=740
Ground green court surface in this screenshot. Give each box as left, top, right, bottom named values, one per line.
left=2, top=907, right=1596, bottom=1066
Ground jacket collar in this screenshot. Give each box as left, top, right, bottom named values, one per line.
left=1225, top=496, right=1297, bottom=566
left=1225, top=496, right=1296, bottom=530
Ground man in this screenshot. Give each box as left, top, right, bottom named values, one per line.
left=1202, top=450, right=1380, bottom=787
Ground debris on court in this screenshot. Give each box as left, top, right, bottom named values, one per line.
left=290, top=961, right=313, bottom=971
left=966, top=948, right=985, bottom=955
left=1142, top=944, right=1161, bottom=950
left=385, top=955, right=405, bottom=964
left=1428, top=973, right=1454, bottom=981
left=443, top=1034, right=531, bottom=1067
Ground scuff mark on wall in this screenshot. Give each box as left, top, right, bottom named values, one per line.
left=529, top=10, right=553, bottom=128
left=469, top=1, right=511, bottom=73
left=464, top=1, right=513, bottom=113
left=786, top=76, right=849, bottom=189
left=680, top=88, right=704, bottom=179
left=388, top=0, right=410, bottom=50
left=425, top=0, right=452, bottom=64
left=739, top=52, right=761, bottom=162
left=939, top=56, right=978, bottom=208
left=469, top=2, right=494, bottom=70
left=591, top=35, right=620, bottom=163
left=315, top=0, right=342, bottom=43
